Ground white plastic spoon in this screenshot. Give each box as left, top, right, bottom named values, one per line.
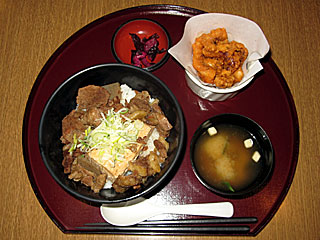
left=100, top=198, right=234, bottom=226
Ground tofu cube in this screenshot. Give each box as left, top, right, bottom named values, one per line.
left=244, top=138, right=253, bottom=148
left=252, top=151, right=261, bottom=162
left=207, top=126, right=217, bottom=136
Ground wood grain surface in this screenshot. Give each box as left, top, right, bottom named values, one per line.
left=0, top=0, right=319, bottom=239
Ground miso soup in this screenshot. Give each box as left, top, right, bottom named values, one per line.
left=193, top=123, right=262, bottom=192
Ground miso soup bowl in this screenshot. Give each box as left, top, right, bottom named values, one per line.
left=190, top=113, right=274, bottom=199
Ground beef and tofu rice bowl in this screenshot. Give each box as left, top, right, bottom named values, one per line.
left=39, top=63, right=184, bottom=203
left=61, top=83, right=173, bottom=194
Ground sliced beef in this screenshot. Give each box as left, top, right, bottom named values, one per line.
left=127, top=91, right=172, bottom=137
left=155, top=112, right=173, bottom=132
left=128, top=91, right=152, bottom=113
left=112, top=174, right=142, bottom=193
left=147, top=152, right=162, bottom=175
left=154, top=139, right=168, bottom=158
left=61, top=109, right=87, bottom=144
left=145, top=113, right=159, bottom=126
left=82, top=107, right=103, bottom=128
left=112, top=151, right=162, bottom=193
left=76, top=85, right=110, bottom=110
left=62, top=151, right=74, bottom=173
left=68, top=155, right=108, bottom=193
left=129, top=98, right=150, bottom=113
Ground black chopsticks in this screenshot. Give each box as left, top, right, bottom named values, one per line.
left=83, top=216, right=258, bottom=226
left=76, top=217, right=258, bottom=234
left=77, top=225, right=251, bottom=234
left=138, top=216, right=258, bottom=225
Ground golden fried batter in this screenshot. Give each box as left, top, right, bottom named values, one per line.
left=192, top=28, right=248, bottom=88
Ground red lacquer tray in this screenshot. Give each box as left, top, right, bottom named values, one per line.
left=23, top=5, right=299, bottom=236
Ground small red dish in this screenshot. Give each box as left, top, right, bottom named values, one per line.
left=111, top=19, right=171, bottom=71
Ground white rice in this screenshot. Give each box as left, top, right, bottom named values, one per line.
left=104, top=180, right=113, bottom=189
left=140, top=128, right=160, bottom=157
left=120, top=84, right=136, bottom=105
left=120, top=84, right=155, bottom=105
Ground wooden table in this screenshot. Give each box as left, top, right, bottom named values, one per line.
left=0, top=1, right=319, bottom=239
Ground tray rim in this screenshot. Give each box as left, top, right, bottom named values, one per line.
left=22, top=4, right=299, bottom=236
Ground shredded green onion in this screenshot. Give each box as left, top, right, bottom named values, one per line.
left=222, top=181, right=235, bottom=192
left=71, top=108, right=143, bottom=162
left=68, top=133, right=78, bottom=153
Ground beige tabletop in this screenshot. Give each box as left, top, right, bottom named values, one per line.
left=0, top=0, right=319, bottom=239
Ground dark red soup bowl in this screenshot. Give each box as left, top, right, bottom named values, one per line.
left=111, top=19, right=171, bottom=71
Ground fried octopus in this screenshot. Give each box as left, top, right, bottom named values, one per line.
left=192, top=28, right=248, bottom=88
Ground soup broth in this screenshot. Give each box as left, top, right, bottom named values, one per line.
left=193, top=124, right=262, bottom=192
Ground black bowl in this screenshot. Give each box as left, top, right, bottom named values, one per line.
left=39, top=63, right=185, bottom=204
left=190, top=113, right=274, bottom=199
